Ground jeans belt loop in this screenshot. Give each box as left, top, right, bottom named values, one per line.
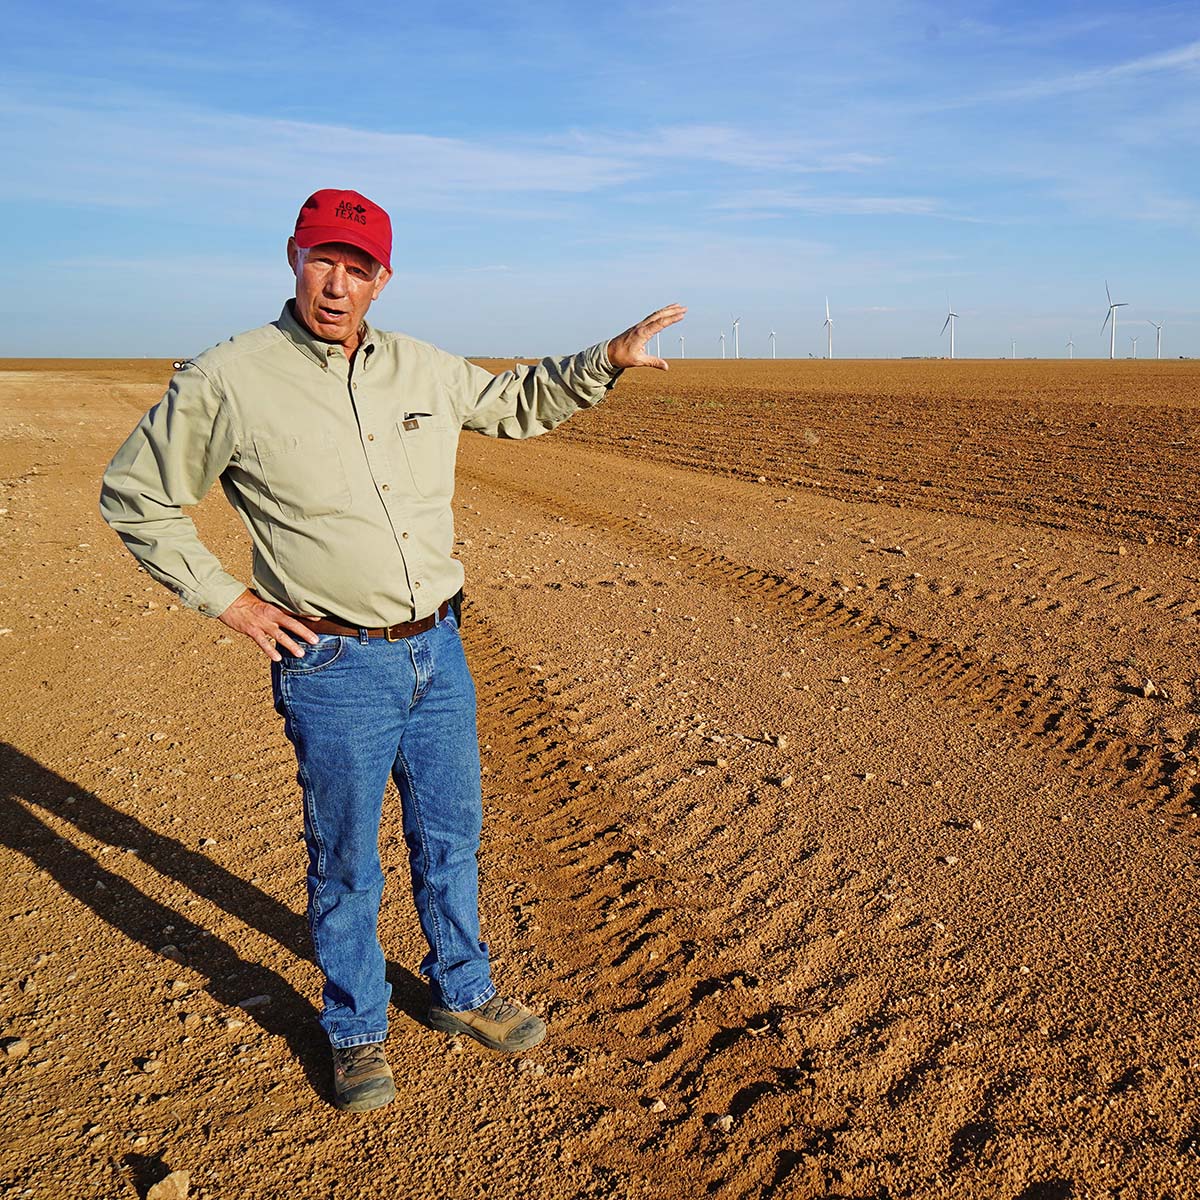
left=358, top=627, right=370, bottom=645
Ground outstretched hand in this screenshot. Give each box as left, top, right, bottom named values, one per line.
left=218, top=589, right=321, bottom=661
left=606, top=304, right=687, bottom=372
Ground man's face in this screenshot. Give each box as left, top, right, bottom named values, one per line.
left=287, top=238, right=391, bottom=350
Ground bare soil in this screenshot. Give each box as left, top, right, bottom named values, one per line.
left=2, top=357, right=1199, bottom=1200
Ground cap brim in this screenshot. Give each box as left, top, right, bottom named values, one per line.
left=294, top=225, right=391, bottom=272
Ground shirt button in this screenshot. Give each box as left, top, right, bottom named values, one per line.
left=381, top=484, right=390, bottom=491
left=414, top=581, right=421, bottom=588
left=402, top=531, right=409, bottom=539
left=353, top=382, right=358, bottom=389
left=367, top=433, right=375, bottom=441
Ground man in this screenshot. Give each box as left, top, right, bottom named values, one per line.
left=100, top=188, right=685, bottom=1113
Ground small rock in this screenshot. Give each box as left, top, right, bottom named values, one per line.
left=943, top=855, right=959, bottom=866
left=1, top=1037, right=30, bottom=1059
left=236, top=994, right=271, bottom=1009
left=773, top=734, right=789, bottom=749
left=141, top=1058, right=161, bottom=1074
left=970, top=819, right=983, bottom=832
left=221, top=1018, right=244, bottom=1033
left=215, top=635, right=233, bottom=645
left=180, top=1012, right=200, bottom=1032
left=1141, top=678, right=1160, bottom=699
left=861, top=772, right=875, bottom=782
left=199, top=837, right=218, bottom=848
left=168, top=980, right=189, bottom=997
left=158, top=944, right=185, bottom=963
left=711, top=1114, right=734, bottom=1133
left=839, top=676, right=850, bottom=685
left=648, top=1098, right=667, bottom=1113
left=779, top=774, right=795, bottom=789
left=1117, top=544, right=1128, bottom=556
left=146, top=1170, right=190, bottom=1200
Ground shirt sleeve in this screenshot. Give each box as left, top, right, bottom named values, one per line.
left=98, top=364, right=246, bottom=617
left=446, top=340, right=623, bottom=438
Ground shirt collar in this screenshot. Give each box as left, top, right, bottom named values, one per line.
left=274, top=301, right=378, bottom=370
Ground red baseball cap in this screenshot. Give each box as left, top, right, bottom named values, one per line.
left=293, top=189, right=392, bottom=272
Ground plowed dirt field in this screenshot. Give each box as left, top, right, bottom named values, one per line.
left=3, top=357, right=1199, bottom=1200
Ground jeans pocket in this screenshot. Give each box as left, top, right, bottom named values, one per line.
left=278, top=634, right=345, bottom=675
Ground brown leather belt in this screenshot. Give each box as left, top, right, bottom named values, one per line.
left=298, top=600, right=449, bottom=642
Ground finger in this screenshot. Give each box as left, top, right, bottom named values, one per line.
left=640, top=304, right=687, bottom=331
left=277, top=615, right=321, bottom=645
left=252, top=632, right=283, bottom=662
left=274, top=631, right=308, bottom=658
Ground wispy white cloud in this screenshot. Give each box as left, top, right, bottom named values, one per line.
left=959, top=38, right=1200, bottom=106
left=713, top=189, right=942, bottom=217
left=554, top=125, right=887, bottom=173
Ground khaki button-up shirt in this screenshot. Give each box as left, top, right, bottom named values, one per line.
left=100, top=302, right=622, bottom=627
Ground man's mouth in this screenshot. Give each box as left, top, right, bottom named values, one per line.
left=318, top=305, right=346, bottom=322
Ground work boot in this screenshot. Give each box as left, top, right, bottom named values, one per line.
left=428, top=995, right=547, bottom=1053
left=332, top=1042, right=395, bottom=1112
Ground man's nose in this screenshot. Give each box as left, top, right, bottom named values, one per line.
left=323, top=264, right=350, bottom=296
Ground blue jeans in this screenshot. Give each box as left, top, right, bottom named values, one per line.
left=271, top=609, right=495, bottom=1048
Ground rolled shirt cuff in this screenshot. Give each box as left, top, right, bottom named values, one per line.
left=180, top=572, right=247, bottom=618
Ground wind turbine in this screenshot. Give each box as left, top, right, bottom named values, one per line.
left=731, top=316, right=741, bottom=359
left=823, top=299, right=834, bottom=359
left=655, top=332, right=661, bottom=358
left=719, top=331, right=726, bottom=359
left=1147, top=320, right=1162, bottom=359
left=940, top=297, right=958, bottom=359
left=1101, top=280, right=1128, bottom=360
left=1066, top=335, right=1074, bottom=360
left=1011, top=340, right=1016, bottom=360
left=679, top=334, right=685, bottom=359
left=1130, top=335, right=1138, bottom=359
left=769, top=330, right=776, bottom=359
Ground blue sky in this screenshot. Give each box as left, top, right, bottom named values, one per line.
left=2, top=1, right=1197, bottom=358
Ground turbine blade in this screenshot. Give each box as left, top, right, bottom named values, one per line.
left=941, top=314, right=951, bottom=334
left=1101, top=309, right=1111, bottom=332
left=1106, top=280, right=1112, bottom=305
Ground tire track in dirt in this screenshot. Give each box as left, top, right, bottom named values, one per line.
left=460, top=601, right=1173, bottom=1198
left=462, top=461, right=1199, bottom=826
left=462, top=606, right=1000, bottom=1197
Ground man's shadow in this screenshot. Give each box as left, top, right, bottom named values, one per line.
left=0, top=743, right=428, bottom=1103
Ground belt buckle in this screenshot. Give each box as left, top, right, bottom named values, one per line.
left=384, top=623, right=401, bottom=642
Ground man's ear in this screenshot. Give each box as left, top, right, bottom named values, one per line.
left=287, top=237, right=299, bottom=275
left=372, top=267, right=392, bottom=302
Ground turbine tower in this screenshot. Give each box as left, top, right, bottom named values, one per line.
left=769, top=330, right=776, bottom=359
left=1148, top=320, right=1162, bottom=359
left=655, top=332, right=661, bottom=358
left=1101, top=280, right=1128, bottom=360
left=1011, top=340, right=1016, bottom=360
left=719, top=331, right=726, bottom=359
left=823, top=299, right=834, bottom=359
left=940, top=297, right=958, bottom=359
left=731, top=316, right=741, bottom=360
left=1067, top=336, right=1074, bottom=360
left=1130, top=335, right=1138, bottom=359
left=679, top=334, right=685, bottom=359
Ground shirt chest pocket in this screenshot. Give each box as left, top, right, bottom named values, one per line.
left=395, top=415, right=458, bottom=498
left=253, top=433, right=351, bottom=519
